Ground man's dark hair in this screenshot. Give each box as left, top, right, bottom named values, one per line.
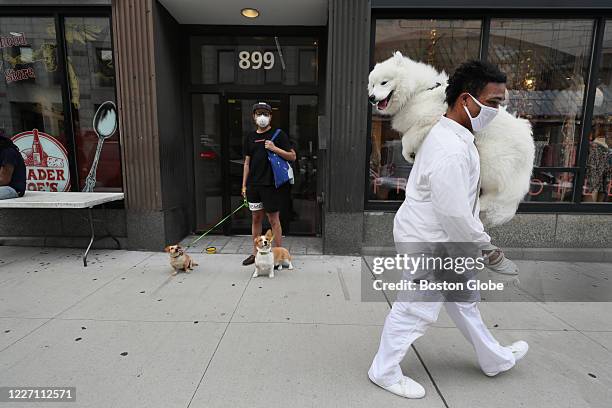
left=0, top=135, right=19, bottom=152
left=445, top=60, right=507, bottom=106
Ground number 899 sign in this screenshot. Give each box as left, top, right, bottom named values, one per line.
left=238, top=51, right=275, bottom=70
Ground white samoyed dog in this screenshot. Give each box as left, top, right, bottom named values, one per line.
left=368, top=51, right=535, bottom=227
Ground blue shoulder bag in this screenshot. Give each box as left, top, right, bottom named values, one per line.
left=267, top=129, right=294, bottom=188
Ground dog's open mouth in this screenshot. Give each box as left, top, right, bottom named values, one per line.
left=376, top=91, right=393, bottom=110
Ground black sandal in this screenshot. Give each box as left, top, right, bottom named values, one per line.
left=242, top=254, right=255, bottom=266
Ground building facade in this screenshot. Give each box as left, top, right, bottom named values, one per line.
left=0, top=0, right=611, bottom=254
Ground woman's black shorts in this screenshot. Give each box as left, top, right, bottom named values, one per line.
left=246, top=184, right=288, bottom=213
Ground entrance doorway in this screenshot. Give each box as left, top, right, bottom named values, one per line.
left=192, top=94, right=320, bottom=236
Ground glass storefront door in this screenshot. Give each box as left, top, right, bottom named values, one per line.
left=192, top=94, right=320, bottom=236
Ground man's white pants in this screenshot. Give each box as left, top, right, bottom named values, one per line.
left=368, top=300, right=516, bottom=387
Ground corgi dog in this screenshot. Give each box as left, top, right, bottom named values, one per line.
left=253, top=229, right=293, bottom=278
left=164, top=244, right=198, bottom=276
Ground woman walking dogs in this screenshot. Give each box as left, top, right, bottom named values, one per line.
left=241, top=102, right=296, bottom=266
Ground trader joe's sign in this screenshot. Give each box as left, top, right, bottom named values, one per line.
left=11, top=129, right=71, bottom=192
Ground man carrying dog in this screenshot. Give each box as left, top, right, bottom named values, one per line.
left=368, top=60, right=528, bottom=399
left=241, top=102, right=296, bottom=266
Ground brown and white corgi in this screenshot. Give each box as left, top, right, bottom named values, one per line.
left=253, top=229, right=293, bottom=278
left=164, top=244, right=198, bottom=276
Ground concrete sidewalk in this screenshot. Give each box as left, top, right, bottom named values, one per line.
left=0, top=246, right=610, bottom=408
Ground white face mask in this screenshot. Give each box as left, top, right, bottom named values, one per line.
left=463, top=94, right=499, bottom=132
left=255, top=114, right=270, bottom=128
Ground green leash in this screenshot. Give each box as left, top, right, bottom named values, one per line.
left=187, top=198, right=248, bottom=250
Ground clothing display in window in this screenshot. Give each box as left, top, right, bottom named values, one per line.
left=606, top=147, right=612, bottom=201
left=585, top=138, right=610, bottom=194
left=534, top=141, right=547, bottom=166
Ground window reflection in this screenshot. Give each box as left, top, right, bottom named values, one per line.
left=582, top=21, right=612, bottom=203
left=298, top=50, right=317, bottom=83
left=218, top=50, right=235, bottom=83
left=370, top=19, right=482, bottom=201
left=489, top=19, right=594, bottom=172
left=488, top=19, right=595, bottom=204
left=523, top=171, right=575, bottom=202
left=192, top=94, right=222, bottom=230
left=289, top=95, right=318, bottom=234
left=374, top=19, right=482, bottom=74
left=64, top=17, right=122, bottom=192
left=0, top=17, right=68, bottom=191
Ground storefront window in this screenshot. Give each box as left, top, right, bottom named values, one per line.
left=582, top=21, right=612, bottom=203
left=369, top=16, right=610, bottom=208
left=0, top=17, right=70, bottom=192
left=488, top=19, right=594, bottom=202
left=190, top=36, right=318, bottom=86
left=1, top=15, right=120, bottom=193
left=65, top=17, right=121, bottom=192
left=369, top=19, right=482, bottom=201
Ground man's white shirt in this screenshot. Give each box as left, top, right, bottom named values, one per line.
left=393, top=115, right=491, bottom=246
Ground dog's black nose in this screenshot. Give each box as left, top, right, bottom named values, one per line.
left=368, top=95, right=377, bottom=104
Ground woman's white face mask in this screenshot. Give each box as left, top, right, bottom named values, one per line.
left=255, top=114, right=270, bottom=128
left=463, top=94, right=498, bottom=132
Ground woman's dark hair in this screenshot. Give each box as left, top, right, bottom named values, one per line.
left=445, top=60, right=507, bottom=106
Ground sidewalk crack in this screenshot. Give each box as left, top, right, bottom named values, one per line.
left=186, top=271, right=253, bottom=408
left=361, top=255, right=451, bottom=408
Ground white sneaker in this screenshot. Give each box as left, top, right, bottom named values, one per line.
left=484, top=340, right=529, bottom=377
left=369, top=375, right=426, bottom=399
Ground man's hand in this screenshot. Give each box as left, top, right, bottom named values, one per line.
left=265, top=141, right=296, bottom=161
left=0, top=164, right=14, bottom=186
left=483, top=248, right=503, bottom=265
left=483, top=247, right=519, bottom=276
left=241, top=186, right=247, bottom=199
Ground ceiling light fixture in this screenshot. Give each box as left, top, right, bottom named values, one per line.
left=241, top=8, right=259, bottom=18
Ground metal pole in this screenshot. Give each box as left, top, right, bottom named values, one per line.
left=83, top=207, right=95, bottom=267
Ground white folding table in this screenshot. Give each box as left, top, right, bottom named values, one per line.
left=0, top=192, right=124, bottom=267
